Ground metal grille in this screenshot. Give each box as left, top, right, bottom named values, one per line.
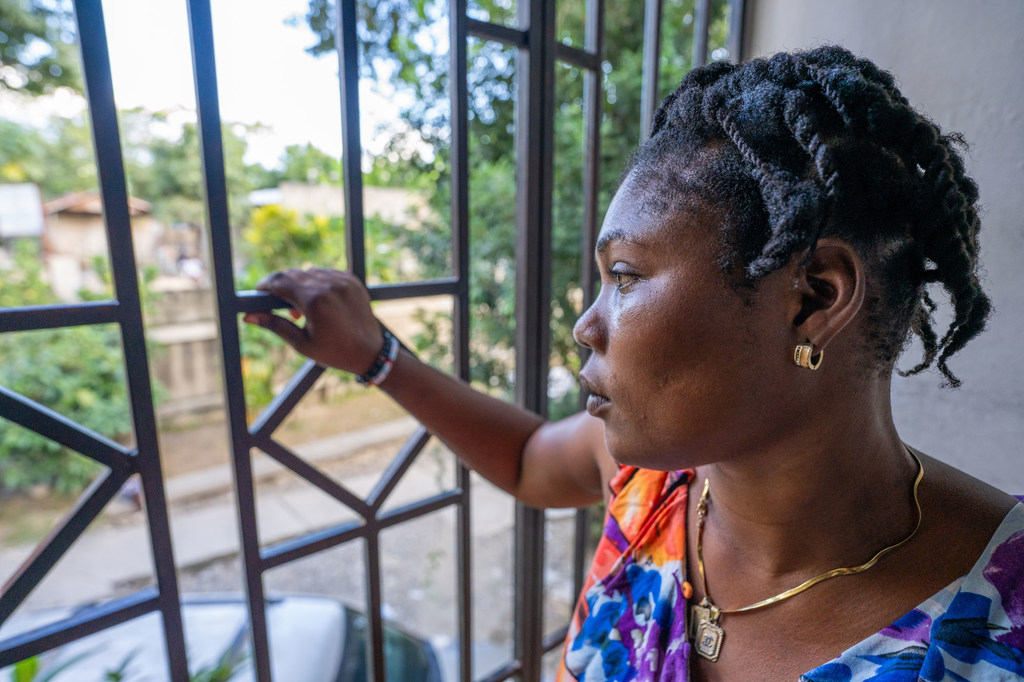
left=0, top=0, right=745, bottom=679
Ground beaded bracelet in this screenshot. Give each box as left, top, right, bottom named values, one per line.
left=356, top=329, right=399, bottom=387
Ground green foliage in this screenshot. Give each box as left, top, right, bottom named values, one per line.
left=120, top=109, right=255, bottom=230
left=0, top=0, right=81, bottom=95
left=260, top=142, right=342, bottom=187
left=0, top=241, right=130, bottom=494
left=0, top=115, right=97, bottom=198
left=242, top=205, right=346, bottom=274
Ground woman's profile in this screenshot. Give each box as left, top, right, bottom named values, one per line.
left=245, top=45, right=1024, bottom=680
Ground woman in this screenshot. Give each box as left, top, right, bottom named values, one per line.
left=245, top=46, right=1023, bottom=680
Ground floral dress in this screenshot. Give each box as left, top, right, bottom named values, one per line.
left=556, top=466, right=1024, bottom=681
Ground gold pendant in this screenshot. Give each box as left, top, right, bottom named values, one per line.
left=690, top=600, right=724, bottom=662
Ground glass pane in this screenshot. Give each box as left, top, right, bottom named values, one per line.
left=379, top=438, right=458, bottom=514
left=0, top=325, right=133, bottom=448
left=104, top=0, right=211, bottom=292
left=599, top=4, right=644, bottom=212
left=0, top=420, right=114, bottom=594
left=556, top=0, right=586, bottom=49
left=468, top=0, right=519, bottom=28
left=707, top=0, right=732, bottom=64
left=543, top=644, right=564, bottom=681
left=542, top=508, right=578, bottom=636
left=0, top=495, right=158, bottom=649
left=251, top=447, right=363, bottom=548
left=471, top=471, right=516, bottom=677
left=380, top=507, right=458, bottom=682
left=550, top=60, right=586, bottom=421
left=263, top=539, right=369, bottom=681
left=205, top=0, right=350, bottom=290
left=467, top=37, right=517, bottom=399
left=359, top=0, right=454, bottom=287
left=261, top=369, right=420, bottom=504
left=658, top=0, right=698, bottom=99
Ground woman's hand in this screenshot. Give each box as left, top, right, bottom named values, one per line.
left=242, top=268, right=383, bottom=375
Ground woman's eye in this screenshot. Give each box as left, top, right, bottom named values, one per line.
left=612, top=271, right=639, bottom=290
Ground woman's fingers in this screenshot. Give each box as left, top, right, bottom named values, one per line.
left=255, top=269, right=307, bottom=313
left=244, top=268, right=381, bottom=372
left=242, top=311, right=309, bottom=352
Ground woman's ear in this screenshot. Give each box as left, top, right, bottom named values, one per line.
left=788, top=238, right=866, bottom=350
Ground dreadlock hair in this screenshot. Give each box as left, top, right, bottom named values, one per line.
left=630, top=45, right=990, bottom=387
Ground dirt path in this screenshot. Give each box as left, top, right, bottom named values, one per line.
left=157, top=389, right=407, bottom=478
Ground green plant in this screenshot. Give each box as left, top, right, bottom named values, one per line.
left=0, top=241, right=128, bottom=494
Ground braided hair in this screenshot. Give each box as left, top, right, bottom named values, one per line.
left=631, top=45, right=989, bottom=387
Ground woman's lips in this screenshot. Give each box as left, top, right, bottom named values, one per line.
left=579, top=374, right=611, bottom=416
left=585, top=392, right=611, bottom=416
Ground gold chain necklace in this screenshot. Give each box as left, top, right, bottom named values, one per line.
left=689, top=448, right=924, bottom=662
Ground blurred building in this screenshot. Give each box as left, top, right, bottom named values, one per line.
left=249, top=182, right=428, bottom=224
left=42, top=191, right=161, bottom=300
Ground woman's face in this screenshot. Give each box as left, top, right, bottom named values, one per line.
left=574, top=176, right=798, bottom=469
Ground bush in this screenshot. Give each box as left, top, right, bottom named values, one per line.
left=0, top=241, right=132, bottom=494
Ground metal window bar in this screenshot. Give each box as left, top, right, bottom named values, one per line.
left=0, top=0, right=188, bottom=676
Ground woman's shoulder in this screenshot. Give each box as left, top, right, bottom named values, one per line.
left=910, top=448, right=1019, bottom=585
left=801, top=462, right=1024, bottom=682
left=915, top=448, right=1019, bottom=530
left=802, top=503, right=1024, bottom=681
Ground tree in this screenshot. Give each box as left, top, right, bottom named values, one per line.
left=278, top=143, right=342, bottom=185
left=0, top=0, right=81, bottom=95
left=0, top=115, right=96, bottom=198
left=120, top=109, right=255, bottom=230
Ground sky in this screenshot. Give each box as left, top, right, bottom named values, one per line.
left=1, top=0, right=408, bottom=168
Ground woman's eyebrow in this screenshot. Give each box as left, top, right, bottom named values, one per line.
left=595, top=228, right=643, bottom=255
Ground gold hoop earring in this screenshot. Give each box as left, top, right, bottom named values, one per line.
left=793, top=343, right=824, bottom=370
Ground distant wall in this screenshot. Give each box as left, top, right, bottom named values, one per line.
left=744, top=1, right=1024, bottom=491
left=272, top=183, right=429, bottom=224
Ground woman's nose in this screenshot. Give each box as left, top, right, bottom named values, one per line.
left=573, top=299, right=606, bottom=352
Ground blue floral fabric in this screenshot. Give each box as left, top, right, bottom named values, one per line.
left=802, top=501, right=1024, bottom=681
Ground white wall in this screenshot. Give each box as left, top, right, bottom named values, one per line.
left=743, top=0, right=1024, bottom=493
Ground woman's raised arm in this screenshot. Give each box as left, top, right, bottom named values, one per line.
left=243, top=267, right=615, bottom=509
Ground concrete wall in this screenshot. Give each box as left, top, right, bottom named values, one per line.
left=269, top=183, right=429, bottom=225
left=744, top=0, right=1024, bottom=492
